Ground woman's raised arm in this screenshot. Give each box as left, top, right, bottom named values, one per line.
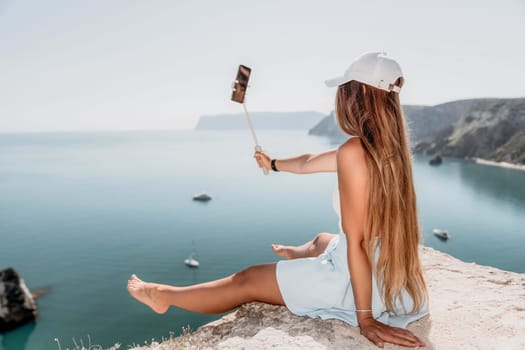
left=254, top=148, right=337, bottom=174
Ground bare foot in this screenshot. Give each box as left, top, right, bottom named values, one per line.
left=127, top=274, right=169, bottom=314
left=271, top=244, right=296, bottom=260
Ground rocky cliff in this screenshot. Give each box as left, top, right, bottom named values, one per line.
left=309, top=98, right=525, bottom=165
left=130, top=246, right=525, bottom=349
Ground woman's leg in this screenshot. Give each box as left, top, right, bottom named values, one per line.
left=272, top=232, right=337, bottom=260
left=127, top=263, right=284, bottom=314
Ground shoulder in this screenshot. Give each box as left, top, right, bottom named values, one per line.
left=336, top=137, right=367, bottom=167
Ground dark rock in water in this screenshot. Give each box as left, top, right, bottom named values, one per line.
left=429, top=154, right=443, bottom=165
left=0, top=267, right=38, bottom=333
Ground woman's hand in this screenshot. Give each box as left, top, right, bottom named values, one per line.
left=254, top=150, right=272, bottom=171
left=359, top=317, right=426, bottom=348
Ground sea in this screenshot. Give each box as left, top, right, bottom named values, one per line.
left=0, top=129, right=524, bottom=350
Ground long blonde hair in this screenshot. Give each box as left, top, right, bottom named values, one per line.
left=335, top=78, right=428, bottom=314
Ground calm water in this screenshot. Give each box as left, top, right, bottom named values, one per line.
left=0, top=130, right=524, bottom=350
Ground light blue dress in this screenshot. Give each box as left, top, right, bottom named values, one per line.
left=275, top=184, right=429, bottom=329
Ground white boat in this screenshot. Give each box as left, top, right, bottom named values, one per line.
left=184, top=241, right=200, bottom=267
left=192, top=192, right=212, bottom=201
left=184, top=254, right=200, bottom=268
left=433, top=228, right=449, bottom=240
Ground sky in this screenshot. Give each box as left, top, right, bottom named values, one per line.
left=1, top=0, right=524, bottom=132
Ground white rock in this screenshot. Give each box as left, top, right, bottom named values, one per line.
left=131, top=246, right=525, bottom=350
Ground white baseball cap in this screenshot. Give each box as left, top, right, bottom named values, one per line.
left=325, top=51, right=403, bottom=93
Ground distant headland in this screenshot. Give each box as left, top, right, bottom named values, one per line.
left=310, top=98, right=525, bottom=167
left=195, top=98, right=525, bottom=167
left=195, top=111, right=325, bottom=130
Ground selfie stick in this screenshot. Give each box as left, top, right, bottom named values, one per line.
left=242, top=101, right=269, bottom=175
left=231, top=64, right=269, bottom=176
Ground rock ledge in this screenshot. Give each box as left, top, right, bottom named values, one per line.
left=132, top=246, right=525, bottom=349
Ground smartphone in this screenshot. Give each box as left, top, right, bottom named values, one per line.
left=231, top=64, right=251, bottom=104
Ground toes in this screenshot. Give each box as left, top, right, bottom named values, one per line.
left=128, top=280, right=138, bottom=287
left=127, top=277, right=141, bottom=290
left=129, top=274, right=143, bottom=283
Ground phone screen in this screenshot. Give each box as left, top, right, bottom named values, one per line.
left=231, top=64, right=251, bottom=104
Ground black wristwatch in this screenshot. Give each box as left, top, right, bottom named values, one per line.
left=271, top=159, right=279, bottom=172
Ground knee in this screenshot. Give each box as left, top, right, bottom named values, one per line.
left=313, top=232, right=332, bottom=247
left=231, top=265, right=259, bottom=295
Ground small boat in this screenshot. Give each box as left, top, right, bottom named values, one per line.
left=192, top=192, right=212, bottom=201
left=184, top=253, right=200, bottom=268
left=433, top=228, right=449, bottom=240
left=429, top=154, right=443, bottom=165
left=184, top=240, right=200, bottom=268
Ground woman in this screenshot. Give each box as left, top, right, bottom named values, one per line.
left=127, top=51, right=429, bottom=348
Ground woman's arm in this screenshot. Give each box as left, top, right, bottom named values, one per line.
left=254, top=148, right=337, bottom=174
left=336, top=139, right=373, bottom=323
left=337, top=139, right=425, bottom=348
